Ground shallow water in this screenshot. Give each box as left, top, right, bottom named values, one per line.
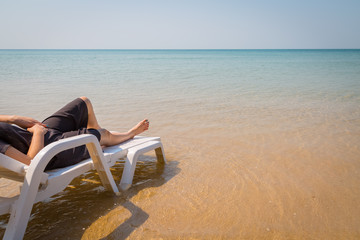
left=0, top=50, right=360, bottom=239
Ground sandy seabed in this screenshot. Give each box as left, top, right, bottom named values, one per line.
left=1, top=97, right=359, bottom=240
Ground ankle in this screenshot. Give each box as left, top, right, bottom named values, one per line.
left=127, top=130, right=136, bottom=139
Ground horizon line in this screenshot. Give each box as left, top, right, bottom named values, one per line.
left=1, top=48, right=360, bottom=51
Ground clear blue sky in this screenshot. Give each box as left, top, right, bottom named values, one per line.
left=0, top=0, right=359, bottom=49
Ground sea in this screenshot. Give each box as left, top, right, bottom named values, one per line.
left=0, top=49, right=359, bottom=239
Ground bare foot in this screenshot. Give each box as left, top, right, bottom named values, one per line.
left=129, top=119, right=149, bottom=137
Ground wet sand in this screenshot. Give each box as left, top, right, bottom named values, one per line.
left=1, top=98, right=359, bottom=239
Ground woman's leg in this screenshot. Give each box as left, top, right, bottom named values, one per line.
left=97, top=120, right=149, bottom=146
left=80, top=96, right=101, bottom=130
left=80, top=96, right=149, bottom=146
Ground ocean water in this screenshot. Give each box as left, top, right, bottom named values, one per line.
left=0, top=49, right=360, bottom=239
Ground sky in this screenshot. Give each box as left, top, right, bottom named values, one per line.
left=0, top=0, right=359, bottom=49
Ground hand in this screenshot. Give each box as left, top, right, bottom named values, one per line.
left=13, top=115, right=46, bottom=129
left=27, top=124, right=47, bottom=135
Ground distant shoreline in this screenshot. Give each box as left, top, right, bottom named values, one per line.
left=1, top=48, right=360, bottom=51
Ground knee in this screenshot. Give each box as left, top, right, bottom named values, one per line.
left=80, top=96, right=93, bottom=109
left=80, top=96, right=90, bottom=104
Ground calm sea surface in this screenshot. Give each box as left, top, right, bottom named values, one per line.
left=0, top=50, right=360, bottom=239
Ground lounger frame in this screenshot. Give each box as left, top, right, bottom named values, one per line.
left=0, top=134, right=166, bottom=240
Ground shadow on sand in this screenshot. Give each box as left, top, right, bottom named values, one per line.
left=0, top=156, right=180, bottom=240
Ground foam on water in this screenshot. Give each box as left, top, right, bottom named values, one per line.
left=0, top=50, right=360, bottom=239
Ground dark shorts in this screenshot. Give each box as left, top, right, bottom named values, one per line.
left=43, top=97, right=89, bottom=132
left=42, top=98, right=101, bottom=170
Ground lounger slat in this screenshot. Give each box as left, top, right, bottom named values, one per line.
left=0, top=154, right=26, bottom=175
left=0, top=196, right=18, bottom=215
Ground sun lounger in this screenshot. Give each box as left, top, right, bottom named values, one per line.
left=0, top=134, right=166, bottom=240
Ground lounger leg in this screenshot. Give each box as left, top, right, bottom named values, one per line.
left=119, top=151, right=139, bottom=191
left=119, top=141, right=166, bottom=191
left=86, top=142, right=120, bottom=196
left=155, top=145, right=166, bottom=164
left=4, top=177, right=42, bottom=239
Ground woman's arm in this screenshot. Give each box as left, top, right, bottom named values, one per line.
left=4, top=146, right=32, bottom=165
left=0, top=115, right=45, bottom=128
left=0, top=115, right=15, bottom=124
left=4, top=124, right=47, bottom=165
left=26, top=124, right=47, bottom=159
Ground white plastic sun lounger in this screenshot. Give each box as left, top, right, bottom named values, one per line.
left=0, top=134, right=166, bottom=240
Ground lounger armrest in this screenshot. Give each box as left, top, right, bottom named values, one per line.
left=28, top=134, right=101, bottom=176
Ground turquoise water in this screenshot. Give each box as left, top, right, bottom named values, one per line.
left=1, top=50, right=360, bottom=239
left=1, top=50, right=359, bottom=101
left=1, top=49, right=359, bottom=137
left=1, top=49, right=359, bottom=130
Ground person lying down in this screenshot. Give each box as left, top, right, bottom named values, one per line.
left=0, top=97, right=149, bottom=170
